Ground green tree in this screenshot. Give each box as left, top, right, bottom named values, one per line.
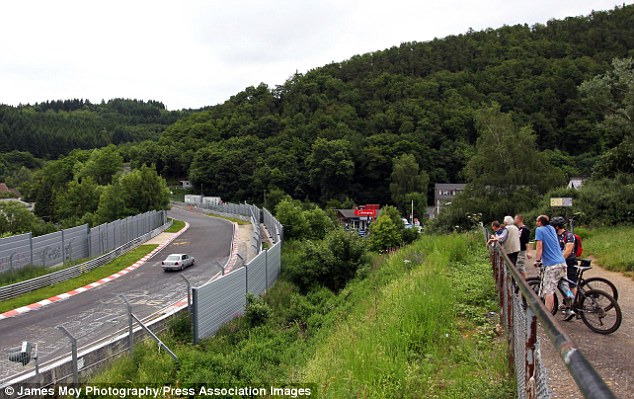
left=75, top=145, right=124, bottom=185
left=303, top=207, right=336, bottom=240
left=53, top=177, right=103, bottom=227
left=580, top=58, right=634, bottom=177
left=96, top=164, right=170, bottom=223
left=389, top=153, right=429, bottom=214
left=0, top=202, right=50, bottom=236
left=274, top=198, right=308, bottom=240
left=369, top=214, right=403, bottom=251
left=307, top=138, right=355, bottom=202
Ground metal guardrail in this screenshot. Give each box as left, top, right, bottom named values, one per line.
left=0, top=220, right=172, bottom=302
left=484, top=224, right=617, bottom=399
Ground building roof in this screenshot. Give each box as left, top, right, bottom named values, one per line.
left=0, top=183, right=21, bottom=198
left=435, top=183, right=466, bottom=190
left=336, top=209, right=357, bottom=219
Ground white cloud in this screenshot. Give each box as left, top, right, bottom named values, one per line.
left=0, top=0, right=631, bottom=110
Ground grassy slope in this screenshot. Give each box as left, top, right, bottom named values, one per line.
left=165, top=218, right=186, bottom=233
left=303, top=234, right=513, bottom=399
left=91, top=233, right=513, bottom=398
left=579, top=226, right=634, bottom=275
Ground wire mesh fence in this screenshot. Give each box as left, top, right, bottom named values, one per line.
left=484, top=223, right=617, bottom=399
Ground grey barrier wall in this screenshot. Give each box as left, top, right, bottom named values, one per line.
left=0, top=210, right=166, bottom=274
left=0, top=219, right=172, bottom=302
left=193, top=238, right=283, bottom=343
left=263, top=208, right=283, bottom=243
left=192, top=268, right=247, bottom=343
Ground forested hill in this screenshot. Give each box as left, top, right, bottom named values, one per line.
left=0, top=99, right=186, bottom=158
left=151, top=5, right=633, bottom=207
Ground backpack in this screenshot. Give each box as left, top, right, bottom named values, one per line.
left=573, top=233, right=583, bottom=257
left=564, top=231, right=583, bottom=257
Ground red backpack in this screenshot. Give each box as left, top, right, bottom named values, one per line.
left=574, top=233, right=583, bottom=257
left=564, top=232, right=583, bottom=257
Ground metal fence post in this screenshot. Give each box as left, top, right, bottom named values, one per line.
left=61, top=229, right=65, bottom=265
left=121, top=295, right=134, bottom=354
left=192, top=288, right=199, bottom=345
left=57, top=326, right=78, bottom=388
left=265, top=248, right=269, bottom=294
left=525, top=305, right=537, bottom=399
left=180, top=274, right=192, bottom=314
left=29, top=232, right=33, bottom=266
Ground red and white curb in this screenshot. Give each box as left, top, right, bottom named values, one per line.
left=0, top=223, right=190, bottom=321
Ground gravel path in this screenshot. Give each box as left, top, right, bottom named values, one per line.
left=536, top=260, right=634, bottom=398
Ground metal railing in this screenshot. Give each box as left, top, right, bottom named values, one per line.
left=484, top=224, right=618, bottom=399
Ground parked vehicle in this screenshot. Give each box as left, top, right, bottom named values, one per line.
left=162, top=253, right=195, bottom=271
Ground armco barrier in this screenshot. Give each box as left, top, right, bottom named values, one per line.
left=0, top=217, right=171, bottom=302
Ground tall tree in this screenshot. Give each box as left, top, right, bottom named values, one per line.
left=389, top=153, right=429, bottom=215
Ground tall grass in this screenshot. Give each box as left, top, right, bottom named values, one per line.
left=302, top=234, right=513, bottom=398
left=90, top=234, right=513, bottom=398
left=580, top=226, right=634, bottom=274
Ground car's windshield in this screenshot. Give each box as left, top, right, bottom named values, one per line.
left=166, top=255, right=181, bottom=261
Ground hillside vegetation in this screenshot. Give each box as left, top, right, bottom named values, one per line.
left=92, top=233, right=513, bottom=398
left=3, top=5, right=634, bottom=234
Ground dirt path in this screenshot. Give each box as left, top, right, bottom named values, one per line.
left=536, top=261, right=634, bottom=398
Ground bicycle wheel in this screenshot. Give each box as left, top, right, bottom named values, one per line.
left=526, top=277, right=558, bottom=315
left=580, top=277, right=618, bottom=310
left=578, top=289, right=622, bottom=335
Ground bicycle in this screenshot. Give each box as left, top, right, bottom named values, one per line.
left=527, top=259, right=619, bottom=312
left=527, top=262, right=622, bottom=334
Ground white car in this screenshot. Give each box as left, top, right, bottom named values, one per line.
left=162, top=253, right=195, bottom=271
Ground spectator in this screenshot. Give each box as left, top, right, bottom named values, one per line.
left=534, top=215, right=574, bottom=314
left=514, top=214, right=531, bottom=279
left=551, top=216, right=578, bottom=321
left=503, top=215, right=521, bottom=266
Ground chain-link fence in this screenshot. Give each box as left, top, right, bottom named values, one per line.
left=0, top=211, right=167, bottom=274
left=484, top=224, right=617, bottom=399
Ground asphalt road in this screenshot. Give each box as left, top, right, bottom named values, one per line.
left=0, top=205, right=233, bottom=383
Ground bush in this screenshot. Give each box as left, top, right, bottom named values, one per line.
left=284, top=229, right=369, bottom=293
left=244, top=293, right=272, bottom=327
left=369, top=214, right=402, bottom=251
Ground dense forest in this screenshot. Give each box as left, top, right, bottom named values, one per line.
left=2, top=5, right=634, bottom=233
left=0, top=99, right=186, bottom=158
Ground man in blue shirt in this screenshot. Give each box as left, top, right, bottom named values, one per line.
left=534, top=215, right=574, bottom=313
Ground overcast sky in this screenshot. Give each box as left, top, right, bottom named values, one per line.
left=0, top=1, right=630, bottom=110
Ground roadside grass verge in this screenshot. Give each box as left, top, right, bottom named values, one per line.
left=90, top=233, right=513, bottom=398
left=206, top=213, right=251, bottom=225
left=0, top=245, right=157, bottom=313
left=580, top=226, right=634, bottom=275
left=164, top=218, right=186, bottom=233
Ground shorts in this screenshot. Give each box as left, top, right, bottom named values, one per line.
left=566, top=258, right=578, bottom=287
left=540, top=263, right=566, bottom=296
left=516, top=250, right=527, bottom=273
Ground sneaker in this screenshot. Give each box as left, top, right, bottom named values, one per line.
left=563, top=309, right=576, bottom=322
